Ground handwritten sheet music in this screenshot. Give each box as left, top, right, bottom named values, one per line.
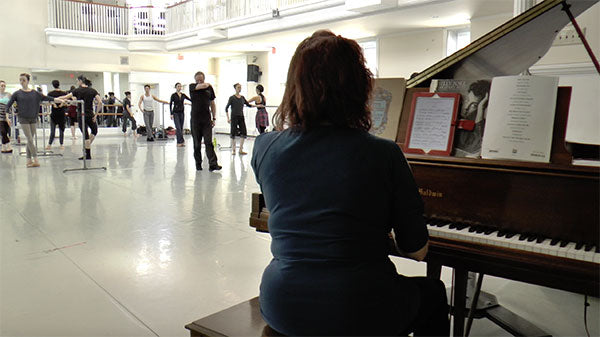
left=408, top=96, right=455, bottom=152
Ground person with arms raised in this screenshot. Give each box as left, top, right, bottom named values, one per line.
left=189, top=71, right=221, bottom=171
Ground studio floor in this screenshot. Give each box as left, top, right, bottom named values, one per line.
left=0, top=128, right=598, bottom=336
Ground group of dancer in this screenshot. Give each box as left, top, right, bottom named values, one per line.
left=0, top=71, right=269, bottom=172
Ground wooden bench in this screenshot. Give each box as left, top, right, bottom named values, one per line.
left=185, top=297, right=284, bottom=337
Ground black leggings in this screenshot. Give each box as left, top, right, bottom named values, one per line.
left=230, top=115, right=247, bottom=138
left=49, top=113, right=65, bottom=145
left=78, top=115, right=98, bottom=140
left=0, top=121, right=10, bottom=144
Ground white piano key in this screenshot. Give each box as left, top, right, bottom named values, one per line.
left=426, top=222, right=599, bottom=264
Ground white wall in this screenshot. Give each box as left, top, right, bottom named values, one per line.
left=378, top=29, right=445, bottom=78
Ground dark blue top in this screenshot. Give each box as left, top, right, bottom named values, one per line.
left=251, top=125, right=428, bottom=336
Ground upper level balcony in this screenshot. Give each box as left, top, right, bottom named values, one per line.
left=45, top=0, right=372, bottom=52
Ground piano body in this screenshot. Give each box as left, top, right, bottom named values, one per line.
left=250, top=0, right=600, bottom=335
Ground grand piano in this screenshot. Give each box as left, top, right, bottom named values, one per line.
left=249, top=0, right=600, bottom=336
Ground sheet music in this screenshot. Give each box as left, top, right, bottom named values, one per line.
left=408, top=96, right=455, bottom=152
left=482, top=76, right=558, bottom=163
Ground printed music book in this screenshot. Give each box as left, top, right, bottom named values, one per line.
left=430, top=79, right=491, bottom=157
left=481, top=75, right=559, bottom=163
left=369, top=78, right=406, bottom=141
left=403, top=92, right=461, bottom=156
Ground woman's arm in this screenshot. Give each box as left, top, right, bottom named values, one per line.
left=169, top=93, right=175, bottom=115
left=225, top=96, right=232, bottom=123
left=153, top=95, right=169, bottom=105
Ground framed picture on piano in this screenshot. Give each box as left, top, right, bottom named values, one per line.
left=403, top=92, right=460, bottom=156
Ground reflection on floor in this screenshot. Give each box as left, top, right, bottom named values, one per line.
left=0, top=129, right=597, bottom=336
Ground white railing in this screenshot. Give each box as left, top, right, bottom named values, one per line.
left=129, top=6, right=166, bottom=36
left=166, top=0, right=327, bottom=34
left=48, top=0, right=128, bottom=35
left=49, top=0, right=333, bottom=36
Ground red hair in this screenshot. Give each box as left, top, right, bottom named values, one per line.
left=274, top=30, right=373, bottom=132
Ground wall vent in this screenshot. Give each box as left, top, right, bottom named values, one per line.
left=120, top=56, right=129, bottom=65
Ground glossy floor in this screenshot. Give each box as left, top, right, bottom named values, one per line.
left=0, top=129, right=597, bottom=336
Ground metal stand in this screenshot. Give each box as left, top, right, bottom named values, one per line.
left=63, top=100, right=106, bottom=173
left=39, top=104, right=62, bottom=157
left=155, top=103, right=172, bottom=141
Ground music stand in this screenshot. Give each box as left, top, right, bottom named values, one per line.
left=63, top=100, right=106, bottom=173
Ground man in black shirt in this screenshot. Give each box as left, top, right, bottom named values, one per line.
left=46, top=80, right=67, bottom=150
left=189, top=71, right=221, bottom=171
left=121, top=91, right=137, bottom=136
left=106, top=92, right=117, bottom=127
left=59, top=76, right=103, bottom=159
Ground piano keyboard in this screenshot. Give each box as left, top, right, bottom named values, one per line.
left=426, top=219, right=600, bottom=264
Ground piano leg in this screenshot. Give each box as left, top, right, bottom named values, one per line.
left=452, top=268, right=468, bottom=337
left=465, top=273, right=485, bottom=337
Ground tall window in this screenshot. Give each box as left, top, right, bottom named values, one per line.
left=358, top=39, right=378, bottom=77
left=446, top=28, right=470, bottom=56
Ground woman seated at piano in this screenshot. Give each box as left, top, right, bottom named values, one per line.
left=251, top=30, right=449, bottom=336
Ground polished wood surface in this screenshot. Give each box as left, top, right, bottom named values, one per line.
left=185, top=297, right=269, bottom=337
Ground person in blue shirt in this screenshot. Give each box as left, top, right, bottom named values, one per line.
left=251, top=30, right=449, bottom=336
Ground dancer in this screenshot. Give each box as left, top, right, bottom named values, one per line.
left=248, top=84, right=268, bottom=134
left=121, top=91, right=137, bottom=137
left=169, top=82, right=191, bottom=147
left=138, top=84, right=168, bottom=141
left=0, top=80, right=13, bottom=153
left=46, top=80, right=67, bottom=150
left=59, top=75, right=102, bottom=160
left=66, top=85, right=79, bottom=140
left=189, top=71, right=221, bottom=171
left=106, top=92, right=117, bottom=127
left=225, top=83, right=252, bottom=155
left=5, top=73, right=63, bottom=167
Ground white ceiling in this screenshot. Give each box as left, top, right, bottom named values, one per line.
left=188, top=0, right=514, bottom=54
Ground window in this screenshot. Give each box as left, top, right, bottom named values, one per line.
left=446, top=28, right=470, bottom=56
left=358, top=39, right=378, bottom=77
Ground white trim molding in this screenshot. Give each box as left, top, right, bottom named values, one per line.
left=529, top=62, right=597, bottom=75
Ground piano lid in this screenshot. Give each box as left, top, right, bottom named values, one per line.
left=407, top=0, right=599, bottom=88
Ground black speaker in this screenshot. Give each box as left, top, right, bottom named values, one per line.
left=247, top=64, right=262, bottom=82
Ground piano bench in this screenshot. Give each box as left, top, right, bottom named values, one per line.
left=185, top=297, right=285, bottom=337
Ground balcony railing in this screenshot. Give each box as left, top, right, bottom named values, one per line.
left=166, top=0, right=323, bottom=34
left=48, top=0, right=129, bottom=35
left=48, top=0, right=329, bottom=37
left=47, top=0, right=165, bottom=36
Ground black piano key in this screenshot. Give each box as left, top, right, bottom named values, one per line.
left=449, top=223, right=458, bottom=229
left=484, top=228, right=495, bottom=235
left=595, top=245, right=600, bottom=253
left=456, top=223, right=469, bottom=230
left=584, top=243, right=595, bottom=252
left=559, top=240, right=569, bottom=248
left=497, top=230, right=506, bottom=237
left=475, top=226, right=485, bottom=234
left=527, top=235, right=537, bottom=242
left=536, top=237, right=546, bottom=244
left=505, top=232, right=516, bottom=239
left=518, top=233, right=528, bottom=241
left=575, top=242, right=585, bottom=250
left=436, top=221, right=447, bottom=228
left=468, top=226, right=477, bottom=233
left=550, top=238, right=560, bottom=246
